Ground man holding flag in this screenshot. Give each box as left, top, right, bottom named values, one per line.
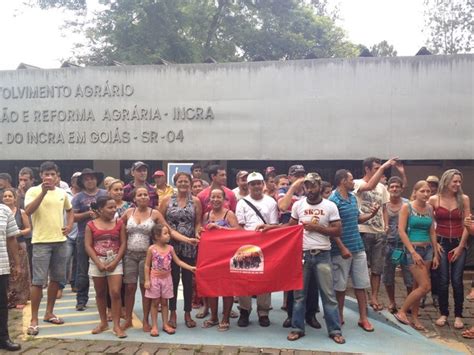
left=235, top=172, right=279, bottom=327
left=287, top=173, right=345, bottom=344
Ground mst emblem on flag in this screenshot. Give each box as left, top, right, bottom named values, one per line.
left=196, top=225, right=303, bottom=297
left=230, top=245, right=264, bottom=274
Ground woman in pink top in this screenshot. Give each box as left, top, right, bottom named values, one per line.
left=429, top=169, right=470, bottom=330
left=85, top=196, right=127, bottom=338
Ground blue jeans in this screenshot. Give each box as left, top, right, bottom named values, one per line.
left=75, top=236, right=89, bottom=307
left=438, top=237, right=466, bottom=317
left=292, top=250, right=341, bottom=336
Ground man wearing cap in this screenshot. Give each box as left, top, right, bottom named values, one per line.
left=72, top=168, right=107, bottom=311
left=197, top=165, right=237, bottom=216
left=235, top=172, right=279, bottom=327
left=232, top=170, right=249, bottom=200
left=287, top=173, right=344, bottom=344
left=153, top=170, right=174, bottom=204
left=279, top=165, right=320, bottom=329
left=25, top=161, right=73, bottom=336
left=426, top=175, right=439, bottom=196
left=123, top=162, right=158, bottom=208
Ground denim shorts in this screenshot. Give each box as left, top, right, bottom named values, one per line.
left=405, top=244, right=433, bottom=266
left=32, top=242, right=67, bottom=286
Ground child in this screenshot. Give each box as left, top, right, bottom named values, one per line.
left=144, top=224, right=196, bottom=337
left=85, top=196, right=127, bottom=338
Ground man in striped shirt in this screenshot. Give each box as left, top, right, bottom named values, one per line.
left=0, top=204, right=21, bottom=351
left=329, top=169, right=379, bottom=332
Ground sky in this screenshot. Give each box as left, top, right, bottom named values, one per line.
left=0, top=0, right=426, bottom=70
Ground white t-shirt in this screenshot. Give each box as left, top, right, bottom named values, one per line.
left=291, top=198, right=340, bottom=251
left=236, top=195, right=279, bottom=231
left=353, top=180, right=389, bottom=234
left=232, top=187, right=248, bottom=201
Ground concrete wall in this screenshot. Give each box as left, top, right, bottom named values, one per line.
left=0, top=54, right=472, bottom=160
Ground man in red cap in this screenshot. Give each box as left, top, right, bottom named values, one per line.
left=153, top=170, right=174, bottom=205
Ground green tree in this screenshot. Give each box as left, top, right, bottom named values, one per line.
left=34, top=0, right=358, bottom=65
left=423, top=0, right=473, bottom=54
left=370, top=40, right=397, bottom=57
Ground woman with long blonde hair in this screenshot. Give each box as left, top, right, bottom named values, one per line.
left=429, top=169, right=470, bottom=329
left=394, top=181, right=439, bottom=330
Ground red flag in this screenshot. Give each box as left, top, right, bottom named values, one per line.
left=196, top=225, right=303, bottom=297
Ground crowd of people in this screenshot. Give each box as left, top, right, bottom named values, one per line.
left=0, top=158, right=473, bottom=351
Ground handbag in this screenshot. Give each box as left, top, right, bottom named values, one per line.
left=391, top=246, right=405, bottom=265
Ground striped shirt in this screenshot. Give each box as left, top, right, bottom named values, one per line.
left=0, top=204, right=20, bottom=275
left=329, top=190, right=365, bottom=256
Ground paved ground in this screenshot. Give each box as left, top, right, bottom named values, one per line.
left=5, top=272, right=474, bottom=354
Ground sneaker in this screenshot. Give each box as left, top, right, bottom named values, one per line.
left=76, top=304, right=86, bottom=311
left=259, top=315, right=270, bottom=327
left=238, top=309, right=250, bottom=327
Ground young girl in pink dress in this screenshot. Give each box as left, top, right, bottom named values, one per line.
left=144, top=224, right=196, bottom=337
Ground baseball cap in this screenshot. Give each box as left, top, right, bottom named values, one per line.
left=236, top=170, right=249, bottom=179
left=247, top=172, right=264, bottom=183
left=288, top=165, right=305, bottom=176
left=426, top=175, right=439, bottom=184
left=304, top=172, right=322, bottom=185
left=131, top=161, right=149, bottom=171
left=153, top=170, right=165, bottom=177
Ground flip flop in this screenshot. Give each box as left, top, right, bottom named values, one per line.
left=196, top=310, right=209, bottom=319
left=463, top=329, right=474, bottom=339
left=91, top=325, right=109, bottom=334
left=435, top=316, right=448, bottom=327
left=411, top=323, right=426, bottom=331
left=43, top=316, right=64, bottom=325
left=393, top=313, right=410, bottom=325
left=330, top=334, right=346, bottom=344
left=150, top=329, right=159, bottom=337
left=229, top=310, right=238, bottom=319
left=369, top=303, right=384, bottom=311
left=287, top=331, right=305, bottom=341
left=26, top=325, right=39, bottom=336
left=454, top=319, right=465, bottom=329
left=163, top=325, right=176, bottom=335
left=218, top=322, right=230, bottom=332
left=168, top=319, right=177, bottom=329
left=113, top=330, right=128, bottom=339
left=202, top=319, right=219, bottom=328
left=185, top=319, right=197, bottom=328
left=466, top=294, right=474, bottom=301
left=358, top=321, right=374, bottom=332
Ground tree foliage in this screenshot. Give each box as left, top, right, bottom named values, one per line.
left=35, top=0, right=358, bottom=65
left=423, top=0, right=473, bottom=54
left=370, top=40, right=397, bottom=57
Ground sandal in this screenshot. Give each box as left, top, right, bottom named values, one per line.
left=454, top=318, right=464, bottom=329
left=168, top=319, right=177, bottom=329
left=466, top=294, right=474, bottom=301
left=163, top=324, right=176, bottom=335
left=394, top=313, right=410, bottom=325
left=435, top=316, right=448, bottom=327
left=185, top=318, right=196, bottom=328
left=287, top=331, right=305, bottom=341
left=202, top=319, right=219, bottom=328
left=412, top=323, right=426, bottom=331
left=330, top=334, right=346, bottom=344
left=369, top=303, right=384, bottom=311
left=150, top=329, right=159, bottom=337
left=463, top=328, right=474, bottom=339
left=43, top=316, right=64, bottom=325
left=113, top=330, right=128, bottom=339
left=196, top=309, right=209, bottom=319
left=388, top=304, right=398, bottom=314
left=358, top=320, right=374, bottom=332
left=218, top=321, right=230, bottom=332
left=26, top=325, right=39, bottom=336
left=91, top=324, right=109, bottom=334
